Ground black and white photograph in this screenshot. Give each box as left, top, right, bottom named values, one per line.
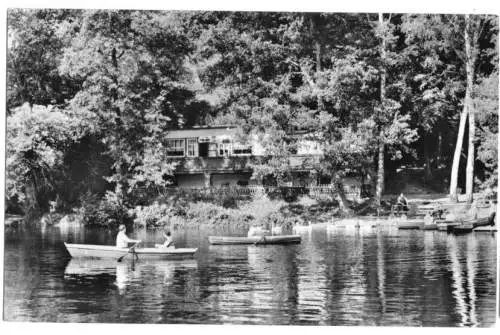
left=1, top=1, right=499, bottom=328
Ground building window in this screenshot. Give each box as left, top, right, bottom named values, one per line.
left=218, top=143, right=231, bottom=157
left=208, top=143, right=218, bottom=157
left=186, top=138, right=198, bottom=157
left=166, top=139, right=185, bottom=157
left=233, top=143, right=252, bottom=156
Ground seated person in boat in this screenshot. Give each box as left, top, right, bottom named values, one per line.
left=156, top=230, right=175, bottom=249
left=424, top=212, right=434, bottom=226
left=396, top=193, right=409, bottom=212
left=248, top=223, right=270, bottom=237
left=116, top=224, right=140, bottom=248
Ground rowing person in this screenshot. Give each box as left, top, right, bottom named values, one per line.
left=156, top=230, right=175, bottom=249
left=116, top=224, right=140, bottom=248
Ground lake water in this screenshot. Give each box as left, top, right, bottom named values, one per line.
left=3, top=220, right=497, bottom=326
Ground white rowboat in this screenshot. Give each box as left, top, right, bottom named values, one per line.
left=64, top=243, right=197, bottom=260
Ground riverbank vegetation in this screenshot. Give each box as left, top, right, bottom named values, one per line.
left=6, top=10, right=498, bottom=226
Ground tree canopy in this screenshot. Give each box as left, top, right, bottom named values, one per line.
left=6, top=9, right=498, bottom=213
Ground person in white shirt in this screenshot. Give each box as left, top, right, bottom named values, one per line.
left=156, top=230, right=175, bottom=249
left=247, top=223, right=270, bottom=237
left=116, top=224, right=140, bottom=248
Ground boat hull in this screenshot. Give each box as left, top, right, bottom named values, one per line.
left=208, top=235, right=301, bottom=245
left=452, top=224, right=474, bottom=234
left=64, top=243, right=197, bottom=259
left=437, top=222, right=459, bottom=231
left=65, top=243, right=129, bottom=258
left=474, top=225, right=497, bottom=232
left=134, top=247, right=197, bottom=260
left=397, top=220, right=424, bottom=230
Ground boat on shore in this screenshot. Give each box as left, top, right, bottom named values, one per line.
left=208, top=235, right=301, bottom=245
left=474, top=225, right=497, bottom=232
left=451, top=213, right=496, bottom=234
left=64, top=243, right=198, bottom=260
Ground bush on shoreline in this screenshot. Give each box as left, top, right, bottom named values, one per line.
left=54, top=191, right=342, bottom=229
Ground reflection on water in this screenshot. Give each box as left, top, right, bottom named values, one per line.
left=3, top=221, right=497, bottom=326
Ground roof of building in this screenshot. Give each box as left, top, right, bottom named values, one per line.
left=165, top=126, right=238, bottom=139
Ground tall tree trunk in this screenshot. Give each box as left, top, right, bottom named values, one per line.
left=449, top=108, right=467, bottom=202
left=450, top=14, right=478, bottom=203
left=310, top=14, right=323, bottom=112
left=315, top=41, right=324, bottom=112
left=437, top=131, right=442, bottom=162
left=376, top=13, right=387, bottom=205
left=465, top=14, right=477, bottom=204
left=376, top=139, right=385, bottom=205
left=424, top=133, right=432, bottom=183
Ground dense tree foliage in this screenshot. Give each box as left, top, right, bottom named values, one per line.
left=6, top=9, right=498, bottom=214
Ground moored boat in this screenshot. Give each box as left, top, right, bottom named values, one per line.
left=64, top=243, right=197, bottom=259
left=474, top=225, right=497, bottom=232
left=208, top=235, right=301, bottom=245
left=450, top=213, right=496, bottom=234
left=437, top=221, right=459, bottom=232
left=469, top=212, right=496, bottom=228
left=422, top=223, right=438, bottom=230
left=452, top=224, right=474, bottom=234
left=397, top=219, right=424, bottom=230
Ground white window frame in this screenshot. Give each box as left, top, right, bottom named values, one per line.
left=186, top=138, right=198, bottom=157
left=218, top=142, right=232, bottom=157
left=208, top=143, right=218, bottom=157
left=166, top=139, right=185, bottom=157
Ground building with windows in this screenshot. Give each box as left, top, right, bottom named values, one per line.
left=165, top=126, right=325, bottom=188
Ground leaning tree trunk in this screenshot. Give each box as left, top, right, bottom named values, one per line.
left=449, top=107, right=468, bottom=202
left=466, top=108, right=475, bottom=204
left=464, top=14, right=477, bottom=204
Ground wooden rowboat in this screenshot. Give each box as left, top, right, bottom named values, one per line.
left=422, top=223, right=438, bottom=230
left=64, top=243, right=197, bottom=260
left=208, top=235, right=301, bottom=245
left=474, top=225, right=497, bottom=232
left=437, top=221, right=459, bottom=231
left=452, top=224, right=474, bottom=234
left=451, top=213, right=495, bottom=234
left=469, top=213, right=496, bottom=228
left=134, top=247, right=198, bottom=260
left=397, top=219, right=424, bottom=230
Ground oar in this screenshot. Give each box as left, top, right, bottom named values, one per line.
left=117, top=241, right=140, bottom=263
